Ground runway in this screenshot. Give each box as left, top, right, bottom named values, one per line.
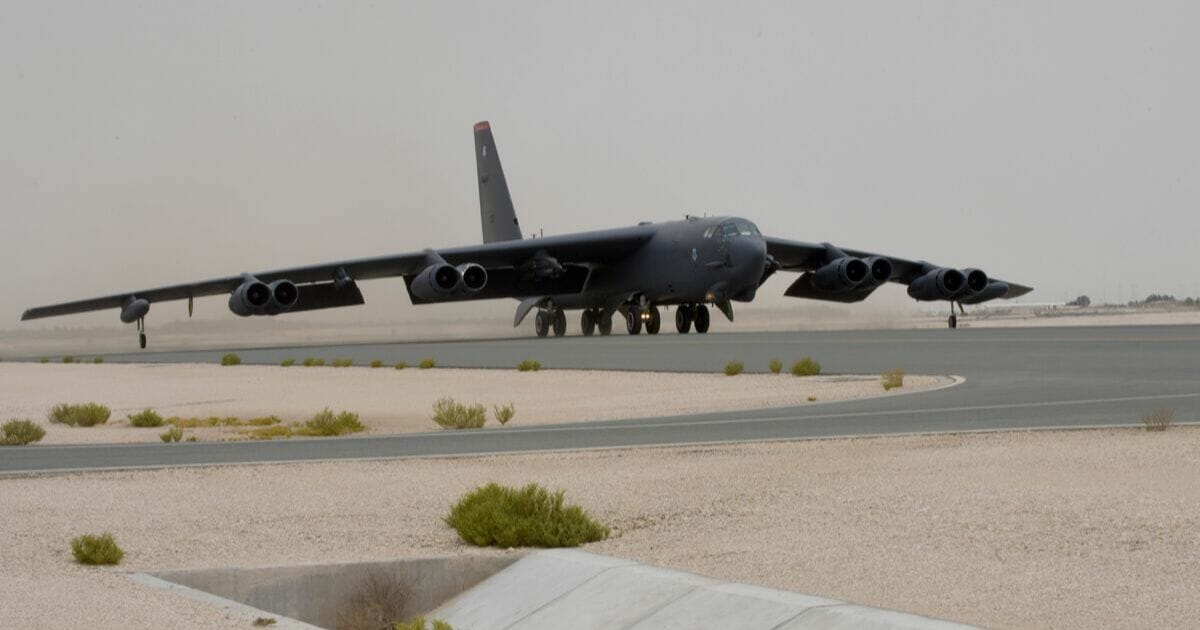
left=5, top=325, right=1199, bottom=473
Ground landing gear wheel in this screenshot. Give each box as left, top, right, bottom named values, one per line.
left=694, top=305, right=710, bottom=334
left=139, top=333, right=147, bottom=349
left=625, top=308, right=643, bottom=335
left=948, top=314, right=958, bottom=329
left=534, top=310, right=550, bottom=337
left=675, top=305, right=693, bottom=334
left=581, top=310, right=596, bottom=336
left=646, top=306, right=661, bottom=335
left=553, top=308, right=567, bottom=337
left=598, top=312, right=613, bottom=336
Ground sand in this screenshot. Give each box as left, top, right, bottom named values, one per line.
left=0, top=363, right=948, bottom=444
left=1, top=427, right=1198, bottom=629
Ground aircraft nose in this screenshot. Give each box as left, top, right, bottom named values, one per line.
left=732, top=236, right=767, bottom=278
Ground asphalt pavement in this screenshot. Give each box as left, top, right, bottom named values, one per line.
left=4, top=325, right=1198, bottom=473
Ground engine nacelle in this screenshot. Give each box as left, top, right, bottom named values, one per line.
left=266, top=280, right=299, bottom=314
left=811, top=257, right=870, bottom=293
left=410, top=264, right=461, bottom=301
left=456, top=263, right=488, bottom=293
left=961, top=268, right=989, bottom=295
left=863, top=256, right=894, bottom=287
left=228, top=279, right=272, bottom=316
left=907, top=268, right=967, bottom=301
left=119, top=298, right=150, bottom=324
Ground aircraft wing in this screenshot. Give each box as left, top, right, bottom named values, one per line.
left=21, top=225, right=656, bottom=321
left=763, top=236, right=1033, bottom=303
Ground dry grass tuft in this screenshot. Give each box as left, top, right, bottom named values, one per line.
left=71, top=533, right=124, bottom=565
left=768, top=359, right=783, bottom=374
left=494, top=403, right=516, bottom=425
left=791, top=357, right=821, bottom=377
left=723, top=361, right=744, bottom=376
left=1, top=419, right=46, bottom=446
left=882, top=368, right=905, bottom=391
left=1141, top=408, right=1175, bottom=432
left=336, top=572, right=408, bottom=630
left=47, top=402, right=111, bottom=427
left=432, top=397, right=486, bottom=430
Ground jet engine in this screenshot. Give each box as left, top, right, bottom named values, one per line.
left=862, top=256, right=894, bottom=288
left=906, top=267, right=967, bottom=301
left=266, top=280, right=300, bottom=314
left=119, top=298, right=150, bottom=324
left=228, top=278, right=272, bottom=316
left=456, top=263, right=488, bottom=293
left=409, top=263, right=461, bottom=301
left=811, top=257, right=870, bottom=292
left=960, top=268, right=989, bottom=296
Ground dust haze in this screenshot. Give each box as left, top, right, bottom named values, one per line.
left=2, top=1, right=1197, bottom=341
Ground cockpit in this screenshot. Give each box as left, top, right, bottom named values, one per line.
left=703, top=219, right=761, bottom=239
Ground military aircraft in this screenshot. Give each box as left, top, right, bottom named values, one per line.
left=21, top=121, right=1031, bottom=347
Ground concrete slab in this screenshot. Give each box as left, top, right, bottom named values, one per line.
left=431, top=549, right=637, bottom=630
left=629, top=582, right=840, bottom=630
left=433, top=551, right=977, bottom=630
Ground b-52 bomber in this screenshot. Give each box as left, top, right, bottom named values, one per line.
left=22, top=121, right=1031, bottom=347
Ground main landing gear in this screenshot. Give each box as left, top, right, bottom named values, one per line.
left=624, top=305, right=661, bottom=335
left=580, top=309, right=614, bottom=336
left=947, top=301, right=963, bottom=329
left=674, top=304, right=710, bottom=334
left=137, top=317, right=147, bottom=349
left=534, top=307, right=567, bottom=338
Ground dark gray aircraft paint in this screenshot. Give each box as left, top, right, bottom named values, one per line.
left=4, top=325, right=1197, bottom=474
left=21, top=122, right=1031, bottom=346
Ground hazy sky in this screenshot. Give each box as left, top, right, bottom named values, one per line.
left=2, top=1, right=1197, bottom=329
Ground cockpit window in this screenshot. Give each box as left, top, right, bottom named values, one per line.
left=735, top=220, right=760, bottom=236
left=705, top=220, right=760, bottom=238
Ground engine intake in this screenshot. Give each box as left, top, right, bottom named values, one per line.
left=410, top=264, right=461, bottom=301
left=864, top=256, right=894, bottom=287
left=962, top=268, right=989, bottom=295
left=456, top=263, right=488, bottom=293
left=267, top=280, right=299, bottom=313
left=812, top=257, right=870, bottom=293
left=228, top=278, right=272, bottom=316
left=907, top=268, right=967, bottom=301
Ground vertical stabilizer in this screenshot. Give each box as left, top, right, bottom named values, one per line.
left=474, top=121, right=523, bottom=243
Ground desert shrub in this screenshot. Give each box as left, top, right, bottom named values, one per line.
left=247, top=416, right=282, bottom=426
left=418, top=358, right=436, bottom=369
left=768, top=358, right=782, bottom=374
left=791, top=357, right=821, bottom=377
left=92, top=356, right=104, bottom=364
left=723, top=361, right=744, bottom=376
left=160, top=426, right=183, bottom=442
left=220, top=353, right=241, bottom=366
left=62, top=355, right=75, bottom=364
left=70, top=533, right=124, bottom=565
left=40, top=357, right=49, bottom=363
left=336, top=572, right=408, bottom=630
left=186, top=435, right=198, bottom=442
left=303, top=357, right=325, bottom=367
left=446, top=483, right=609, bottom=548
left=494, top=403, right=516, bottom=426
left=245, top=426, right=293, bottom=440
left=332, top=357, right=354, bottom=368
left=168, top=415, right=279, bottom=428
left=517, top=359, right=541, bottom=372
left=301, top=408, right=365, bottom=436
left=1142, top=408, right=1175, bottom=432
left=882, top=368, right=905, bottom=391
left=807, top=396, right=817, bottom=402
left=394, top=361, right=407, bottom=370
left=431, top=398, right=486, bottom=430
left=252, top=619, right=276, bottom=627
left=394, top=618, right=454, bottom=630
left=370, top=359, right=384, bottom=368
left=1, top=419, right=45, bottom=446
left=47, top=402, right=111, bottom=427
left=280, top=358, right=296, bottom=367
left=127, top=409, right=165, bottom=428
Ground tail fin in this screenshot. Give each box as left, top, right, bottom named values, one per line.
left=474, top=121, right=523, bottom=243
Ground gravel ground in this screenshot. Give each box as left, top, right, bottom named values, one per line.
left=0, top=363, right=946, bottom=444
left=2, top=427, right=1197, bottom=629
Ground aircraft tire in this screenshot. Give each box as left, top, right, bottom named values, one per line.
left=581, top=310, right=596, bottom=336
left=646, top=306, right=661, bottom=335
left=948, top=314, right=957, bottom=329
left=598, top=312, right=613, bottom=336
left=694, top=305, right=711, bottom=334
left=675, top=306, right=692, bottom=334
left=535, top=310, right=550, bottom=337
left=625, top=308, right=642, bottom=335
left=553, top=308, right=567, bottom=337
